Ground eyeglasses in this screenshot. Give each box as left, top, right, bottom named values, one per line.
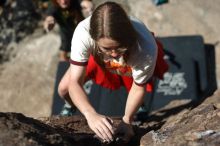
left=97, top=46, right=127, bottom=55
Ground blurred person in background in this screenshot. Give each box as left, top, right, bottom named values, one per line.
left=43, top=0, right=93, bottom=61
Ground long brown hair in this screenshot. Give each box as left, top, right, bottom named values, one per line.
left=89, top=2, right=137, bottom=67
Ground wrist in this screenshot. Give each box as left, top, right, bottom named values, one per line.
left=122, top=115, right=133, bottom=124
left=83, top=110, right=96, bottom=119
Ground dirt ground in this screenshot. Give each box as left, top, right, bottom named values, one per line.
left=0, top=0, right=220, bottom=118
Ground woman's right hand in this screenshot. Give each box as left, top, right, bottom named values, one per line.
left=84, top=111, right=114, bottom=142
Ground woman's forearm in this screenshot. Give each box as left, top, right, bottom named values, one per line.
left=68, top=82, right=96, bottom=117
left=68, top=65, right=96, bottom=117
left=68, top=65, right=114, bottom=142
left=123, top=82, right=146, bottom=124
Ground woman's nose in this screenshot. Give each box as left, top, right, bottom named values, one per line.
left=110, top=51, right=119, bottom=58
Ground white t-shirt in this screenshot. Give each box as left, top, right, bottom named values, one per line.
left=70, top=16, right=158, bottom=85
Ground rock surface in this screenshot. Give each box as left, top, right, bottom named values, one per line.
left=0, top=0, right=40, bottom=63
left=1, top=91, right=220, bottom=146
left=0, top=0, right=59, bottom=117
left=140, top=91, right=220, bottom=146
left=0, top=0, right=220, bottom=117
left=1, top=0, right=220, bottom=118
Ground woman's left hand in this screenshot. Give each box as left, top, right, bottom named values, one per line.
left=115, top=117, right=134, bottom=143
